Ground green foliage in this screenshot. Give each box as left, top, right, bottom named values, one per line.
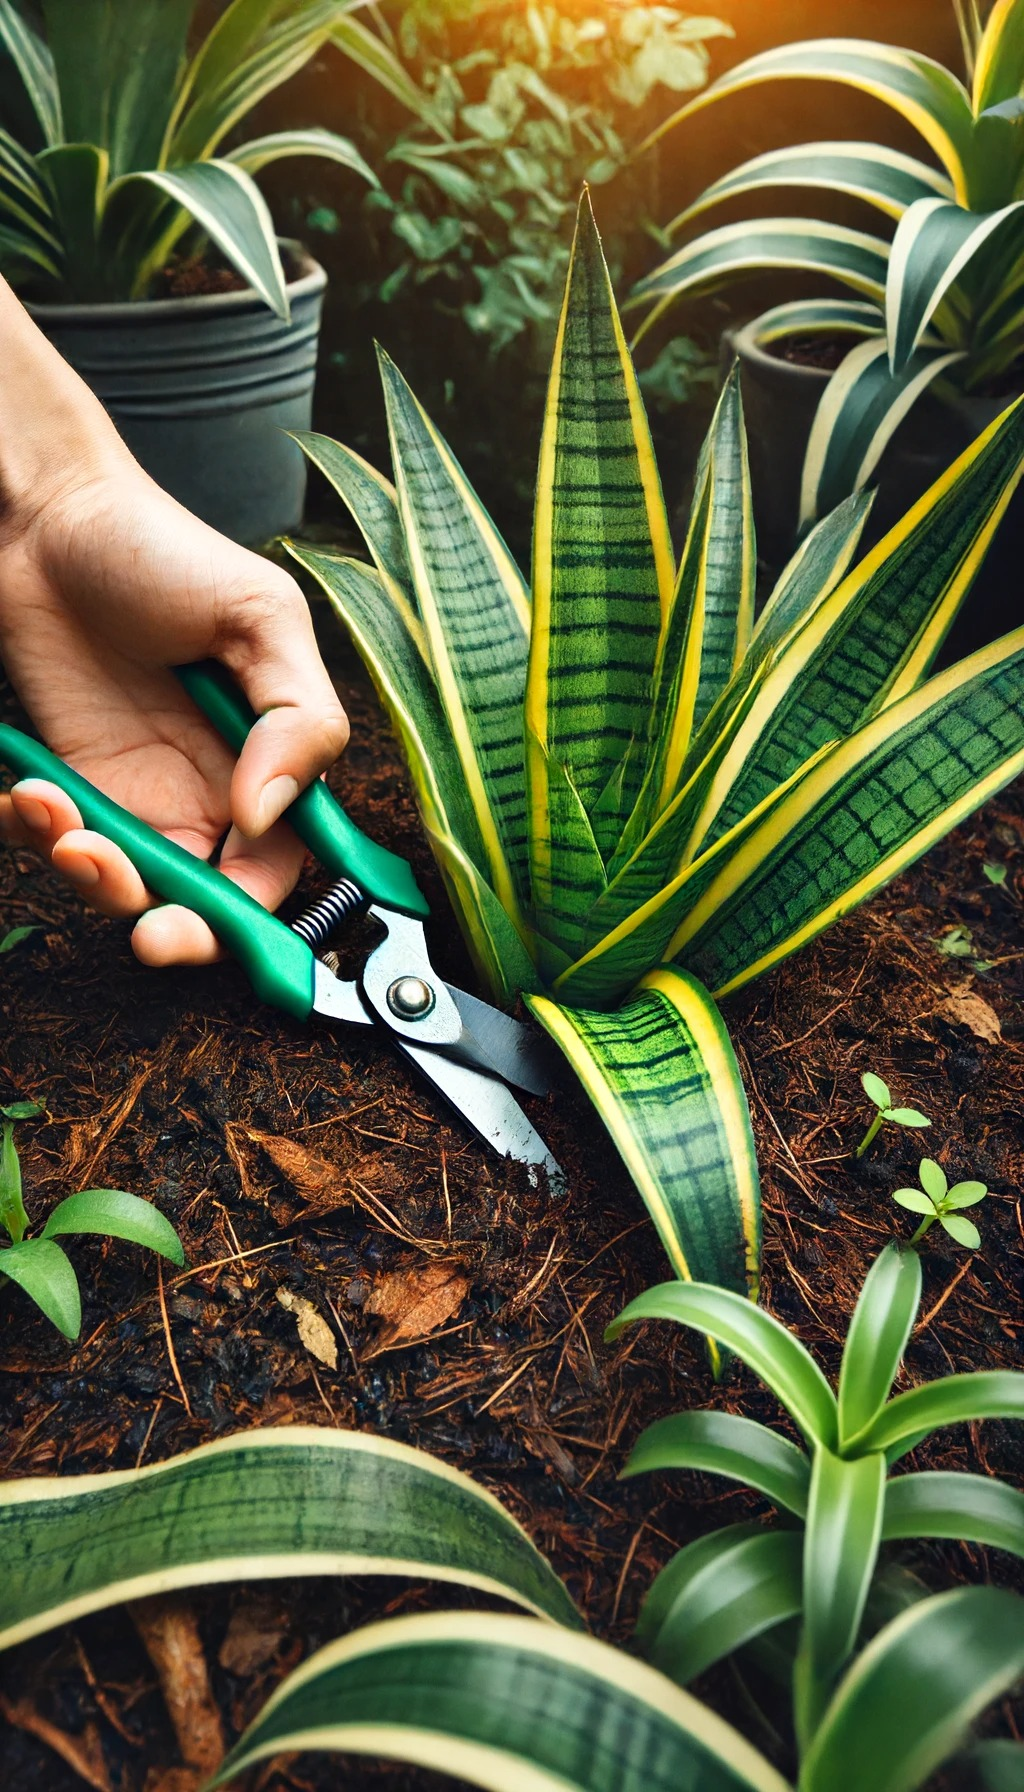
left=0, top=923, right=38, bottom=953
left=636, top=0, right=1024, bottom=522
left=295, top=190, right=1024, bottom=1300
left=0, top=0, right=428, bottom=309
left=893, top=1157, right=989, bottom=1249
left=611, top=1243, right=1024, bottom=1772
left=0, top=1110, right=184, bottom=1338
left=854, top=1070, right=930, bottom=1158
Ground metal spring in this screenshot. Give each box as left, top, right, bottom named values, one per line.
left=290, top=879, right=367, bottom=950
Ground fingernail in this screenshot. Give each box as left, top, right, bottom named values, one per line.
left=67, top=858, right=101, bottom=889
left=16, top=797, right=50, bottom=833
left=254, top=774, right=299, bottom=834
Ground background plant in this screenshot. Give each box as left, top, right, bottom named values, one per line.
left=632, top=0, right=1024, bottom=523
left=608, top=1243, right=1024, bottom=1766
left=855, top=1070, right=930, bottom=1158
left=893, top=1157, right=989, bottom=1248
left=0, top=1107, right=184, bottom=1338
left=291, top=191, right=1024, bottom=1306
left=0, top=0, right=431, bottom=314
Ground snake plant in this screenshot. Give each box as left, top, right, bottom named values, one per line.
left=634, top=0, right=1024, bottom=522
left=0, top=0, right=429, bottom=314
left=289, top=191, right=1024, bottom=1305
left=610, top=1243, right=1024, bottom=1751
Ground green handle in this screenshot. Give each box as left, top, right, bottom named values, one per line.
left=175, top=662, right=429, bottom=920
left=0, top=726, right=317, bottom=1020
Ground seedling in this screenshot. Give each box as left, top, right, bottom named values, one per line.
left=0, top=1111, right=185, bottom=1339
left=0, top=926, right=38, bottom=955
left=854, top=1071, right=930, bottom=1158
left=893, top=1158, right=988, bottom=1251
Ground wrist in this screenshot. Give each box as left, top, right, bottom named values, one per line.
left=0, top=277, right=131, bottom=547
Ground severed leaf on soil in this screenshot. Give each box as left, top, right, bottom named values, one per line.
left=935, top=925, right=975, bottom=957
left=938, top=988, right=1002, bottom=1042
left=276, top=1288, right=338, bottom=1370
left=0, top=926, right=39, bottom=955
left=982, top=861, right=1007, bottom=885
left=364, top=1261, right=469, bottom=1354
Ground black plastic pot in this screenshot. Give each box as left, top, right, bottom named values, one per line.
left=30, top=242, right=326, bottom=546
left=726, top=315, right=1022, bottom=658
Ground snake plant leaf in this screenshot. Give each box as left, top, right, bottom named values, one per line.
left=0, top=1426, right=579, bottom=1651
left=608, top=1281, right=838, bottom=1451
left=0, top=0, right=61, bottom=146
left=961, top=1740, right=1024, bottom=1792
left=0, top=125, right=58, bottom=248
left=528, top=968, right=759, bottom=1307
left=41, top=1188, right=185, bottom=1266
left=0, top=1238, right=80, bottom=1339
left=328, top=15, right=439, bottom=125
left=750, top=297, right=886, bottom=351
left=641, top=1528, right=804, bottom=1688
left=837, top=1244, right=921, bottom=1449
left=35, top=143, right=108, bottom=293
left=525, top=731, right=608, bottom=961
left=974, top=0, right=1024, bottom=113
left=745, top=488, right=876, bottom=674
left=799, top=1587, right=1024, bottom=1792
left=675, top=625, right=1024, bottom=998
left=526, top=190, right=673, bottom=934
left=687, top=398, right=1024, bottom=855
left=858, top=1371, right=1024, bottom=1464
left=40, top=0, right=191, bottom=176
left=639, top=40, right=976, bottom=205
left=621, top=1409, right=811, bottom=1518
left=166, top=0, right=363, bottom=166
left=800, top=336, right=964, bottom=524
left=210, top=1610, right=793, bottom=1792
left=887, top=196, right=1024, bottom=371
left=292, top=432, right=421, bottom=636
left=631, top=219, right=890, bottom=348
left=378, top=348, right=531, bottom=922
left=630, top=365, right=754, bottom=841
left=669, top=142, right=954, bottom=236
left=226, top=126, right=378, bottom=190
left=111, top=159, right=289, bottom=315
left=795, top=1447, right=887, bottom=1746
left=883, top=1471, right=1024, bottom=1560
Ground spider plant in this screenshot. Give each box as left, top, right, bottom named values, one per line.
left=632, top=0, right=1024, bottom=521
left=0, top=0, right=430, bottom=314
left=609, top=1243, right=1024, bottom=1753
left=288, top=191, right=1024, bottom=1305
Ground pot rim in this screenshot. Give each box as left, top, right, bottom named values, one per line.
left=725, top=314, right=833, bottom=386
left=26, top=237, right=325, bottom=324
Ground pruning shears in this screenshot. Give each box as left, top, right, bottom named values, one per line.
left=0, top=663, right=562, bottom=1185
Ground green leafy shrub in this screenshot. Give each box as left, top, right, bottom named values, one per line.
left=290, top=191, right=1024, bottom=1304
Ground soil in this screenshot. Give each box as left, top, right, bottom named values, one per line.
left=765, top=335, right=850, bottom=375
left=149, top=247, right=305, bottom=303
left=0, top=609, right=1022, bottom=1791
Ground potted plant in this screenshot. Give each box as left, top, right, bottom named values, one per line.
left=630, top=0, right=1024, bottom=573
left=0, top=0, right=428, bottom=543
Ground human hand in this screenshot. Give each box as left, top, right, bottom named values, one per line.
left=0, top=456, right=348, bottom=968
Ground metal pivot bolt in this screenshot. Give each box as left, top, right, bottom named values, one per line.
left=387, top=976, right=436, bottom=1020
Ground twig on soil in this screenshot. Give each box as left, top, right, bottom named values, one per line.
left=134, top=1398, right=164, bottom=1470
left=0, top=1694, right=111, bottom=1791
left=611, top=1523, right=646, bottom=1626
left=156, top=1261, right=192, bottom=1418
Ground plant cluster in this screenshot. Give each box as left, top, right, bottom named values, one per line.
left=349, top=0, right=730, bottom=363
left=0, top=0, right=431, bottom=314
left=0, top=1104, right=184, bottom=1338
left=291, top=190, right=1024, bottom=1305
left=633, top=0, right=1024, bottom=523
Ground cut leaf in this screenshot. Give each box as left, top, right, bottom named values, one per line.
left=528, top=968, right=760, bottom=1304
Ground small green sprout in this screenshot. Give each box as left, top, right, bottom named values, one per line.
left=855, top=1072, right=930, bottom=1158
left=982, top=861, right=1007, bottom=887
left=0, top=925, right=38, bottom=955
left=893, top=1158, right=989, bottom=1250
left=0, top=1110, right=185, bottom=1339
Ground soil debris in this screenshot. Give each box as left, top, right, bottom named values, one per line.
left=364, top=1260, right=470, bottom=1356
left=276, top=1287, right=338, bottom=1369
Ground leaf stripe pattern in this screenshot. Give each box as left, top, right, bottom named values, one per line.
left=379, top=350, right=531, bottom=916
left=680, top=633, right=1024, bottom=994
left=527, top=969, right=760, bottom=1307
left=528, top=193, right=673, bottom=900
left=290, top=429, right=421, bottom=636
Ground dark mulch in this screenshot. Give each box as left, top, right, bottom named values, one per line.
left=0, top=608, right=1021, bottom=1791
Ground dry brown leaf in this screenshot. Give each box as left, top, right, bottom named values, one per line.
left=364, top=1261, right=469, bottom=1354
left=130, top=1597, right=224, bottom=1776
left=276, top=1287, right=338, bottom=1368
left=939, top=989, right=1002, bottom=1043
left=218, top=1596, right=288, bottom=1678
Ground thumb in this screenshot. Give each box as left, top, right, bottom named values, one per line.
left=218, top=570, right=349, bottom=838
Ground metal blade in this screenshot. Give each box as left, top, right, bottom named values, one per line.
left=444, top=983, right=558, bottom=1099
left=395, top=1039, right=564, bottom=1191
left=312, top=961, right=375, bottom=1027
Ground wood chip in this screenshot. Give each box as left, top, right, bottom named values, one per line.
left=130, top=1597, right=224, bottom=1777
left=364, top=1261, right=469, bottom=1355
left=0, top=1694, right=111, bottom=1791
left=218, top=1596, right=288, bottom=1678
left=276, top=1288, right=338, bottom=1368
left=938, top=988, right=1002, bottom=1042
